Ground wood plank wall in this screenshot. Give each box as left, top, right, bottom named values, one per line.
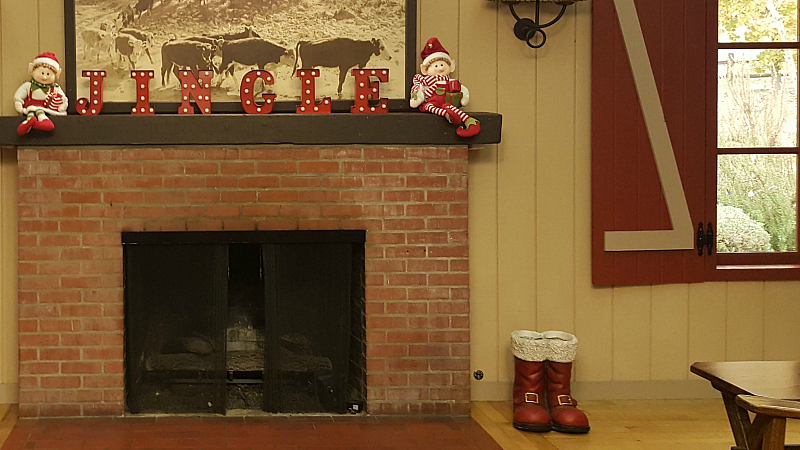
left=1, top=0, right=799, bottom=404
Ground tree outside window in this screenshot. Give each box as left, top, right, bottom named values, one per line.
left=717, top=0, right=799, bottom=254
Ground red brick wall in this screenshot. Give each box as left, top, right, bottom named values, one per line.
left=16, top=146, right=470, bottom=417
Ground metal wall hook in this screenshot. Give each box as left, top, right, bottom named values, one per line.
left=507, top=1, right=570, bottom=49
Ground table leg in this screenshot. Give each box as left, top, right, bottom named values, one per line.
left=722, top=392, right=751, bottom=450
left=760, top=415, right=786, bottom=450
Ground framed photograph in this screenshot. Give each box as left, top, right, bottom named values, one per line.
left=64, top=0, right=416, bottom=114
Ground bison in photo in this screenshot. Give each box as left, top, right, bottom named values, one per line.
left=206, top=27, right=261, bottom=41
left=160, top=40, right=216, bottom=85
left=292, top=38, right=387, bottom=95
left=134, top=0, right=155, bottom=19
left=116, top=6, right=135, bottom=29
left=115, top=33, right=145, bottom=70
left=216, top=38, right=294, bottom=87
left=80, top=28, right=114, bottom=63
left=184, top=36, right=224, bottom=59
left=120, top=28, right=156, bottom=64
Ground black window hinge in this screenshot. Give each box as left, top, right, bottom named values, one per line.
left=696, top=222, right=714, bottom=256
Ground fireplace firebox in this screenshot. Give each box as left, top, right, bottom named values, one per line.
left=123, top=230, right=366, bottom=415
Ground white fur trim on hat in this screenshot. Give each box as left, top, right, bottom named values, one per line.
left=32, top=55, right=60, bottom=73
left=422, top=52, right=452, bottom=68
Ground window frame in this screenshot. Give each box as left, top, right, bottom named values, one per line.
left=706, top=0, right=800, bottom=281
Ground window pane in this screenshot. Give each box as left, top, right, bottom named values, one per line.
left=718, top=49, right=798, bottom=148
left=717, top=154, right=797, bottom=253
left=719, top=0, right=798, bottom=43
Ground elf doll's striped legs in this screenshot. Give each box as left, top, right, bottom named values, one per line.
left=421, top=103, right=481, bottom=137
left=421, top=103, right=464, bottom=125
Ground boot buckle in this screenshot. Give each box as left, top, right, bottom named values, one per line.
left=557, top=394, right=573, bottom=406
left=524, top=392, right=540, bottom=404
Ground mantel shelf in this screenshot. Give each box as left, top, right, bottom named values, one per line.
left=0, top=112, right=501, bottom=147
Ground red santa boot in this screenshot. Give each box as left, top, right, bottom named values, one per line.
left=544, top=331, right=590, bottom=434
left=511, top=330, right=551, bottom=432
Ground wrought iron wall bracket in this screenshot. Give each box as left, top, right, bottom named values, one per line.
left=505, top=1, right=572, bottom=49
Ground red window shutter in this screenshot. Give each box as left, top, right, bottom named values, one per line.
left=591, top=0, right=707, bottom=286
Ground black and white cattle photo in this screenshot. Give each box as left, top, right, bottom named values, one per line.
left=73, top=0, right=407, bottom=105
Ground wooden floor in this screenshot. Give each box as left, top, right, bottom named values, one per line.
left=2, top=400, right=800, bottom=449
left=473, top=399, right=800, bottom=450
left=0, top=405, right=16, bottom=448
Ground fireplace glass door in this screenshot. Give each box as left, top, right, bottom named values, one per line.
left=123, top=231, right=365, bottom=415
left=124, top=243, right=228, bottom=414
left=264, top=243, right=352, bottom=413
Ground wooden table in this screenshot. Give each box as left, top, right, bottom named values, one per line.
left=691, top=361, right=800, bottom=450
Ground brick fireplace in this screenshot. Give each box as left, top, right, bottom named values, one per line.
left=15, top=145, right=471, bottom=417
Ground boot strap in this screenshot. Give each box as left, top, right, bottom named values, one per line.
left=524, top=392, right=540, bottom=404
left=557, top=394, right=574, bottom=406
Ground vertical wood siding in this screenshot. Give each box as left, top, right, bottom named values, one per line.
left=1, top=0, right=799, bottom=404
left=0, top=0, right=32, bottom=403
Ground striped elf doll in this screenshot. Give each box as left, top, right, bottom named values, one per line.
left=410, top=38, right=480, bottom=138
left=14, top=52, right=68, bottom=135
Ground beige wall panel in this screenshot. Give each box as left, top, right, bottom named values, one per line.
left=0, top=2, right=3, bottom=111
left=687, top=282, right=727, bottom=372
left=0, top=3, right=4, bottom=391
left=0, top=0, right=32, bottom=399
left=39, top=0, right=65, bottom=60
left=0, top=149, right=17, bottom=398
left=574, top=286, right=613, bottom=382
left=726, top=282, right=765, bottom=361
left=1, top=0, right=40, bottom=116
left=534, top=7, right=578, bottom=333
left=468, top=144, right=500, bottom=400
left=457, top=0, right=497, bottom=111
left=494, top=4, right=540, bottom=385
left=461, top=0, right=501, bottom=395
left=419, top=0, right=460, bottom=65
left=613, top=285, right=652, bottom=380
left=650, top=284, right=689, bottom=380
left=571, top=0, right=602, bottom=383
left=764, top=281, right=800, bottom=361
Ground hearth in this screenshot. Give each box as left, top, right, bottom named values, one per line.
left=122, top=230, right=366, bottom=415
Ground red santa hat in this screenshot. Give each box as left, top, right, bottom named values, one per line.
left=420, top=37, right=452, bottom=68
left=31, top=52, right=61, bottom=73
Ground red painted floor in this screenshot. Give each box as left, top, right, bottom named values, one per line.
left=1, top=415, right=502, bottom=450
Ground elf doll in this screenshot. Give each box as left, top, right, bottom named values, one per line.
left=410, top=38, right=480, bottom=137
left=14, top=52, right=68, bottom=135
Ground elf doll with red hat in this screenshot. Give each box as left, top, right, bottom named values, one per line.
left=13, top=52, right=68, bottom=135
left=410, top=38, right=480, bottom=137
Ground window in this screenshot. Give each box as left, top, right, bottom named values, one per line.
left=591, top=0, right=800, bottom=285
left=713, top=0, right=800, bottom=278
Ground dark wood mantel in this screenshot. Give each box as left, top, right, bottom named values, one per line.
left=0, top=112, right=501, bottom=147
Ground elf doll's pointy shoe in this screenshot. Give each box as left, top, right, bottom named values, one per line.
left=17, top=115, right=37, bottom=135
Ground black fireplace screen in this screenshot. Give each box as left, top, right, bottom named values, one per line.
left=123, top=231, right=366, bottom=415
